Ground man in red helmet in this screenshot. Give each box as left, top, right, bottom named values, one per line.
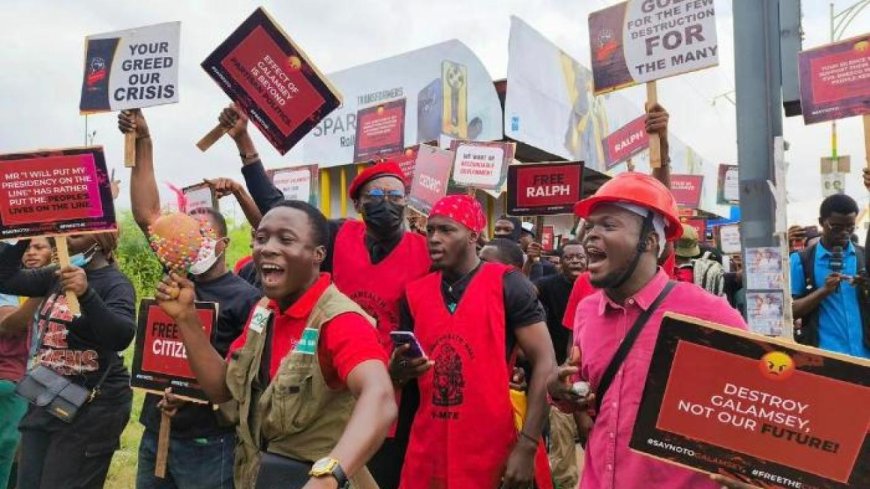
left=217, top=105, right=431, bottom=486
left=548, top=172, right=747, bottom=489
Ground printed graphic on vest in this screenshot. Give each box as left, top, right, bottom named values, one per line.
left=295, top=328, right=319, bottom=355
left=430, top=334, right=475, bottom=412
left=349, top=290, right=395, bottom=350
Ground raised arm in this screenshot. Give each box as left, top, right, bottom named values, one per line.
left=647, top=103, right=670, bottom=187
left=204, top=178, right=263, bottom=229
left=219, top=105, right=285, bottom=214
left=119, top=109, right=160, bottom=235
left=156, top=273, right=231, bottom=403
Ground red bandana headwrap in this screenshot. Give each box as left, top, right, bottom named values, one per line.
left=429, top=195, right=487, bottom=234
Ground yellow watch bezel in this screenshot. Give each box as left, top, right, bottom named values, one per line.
left=309, top=457, right=339, bottom=477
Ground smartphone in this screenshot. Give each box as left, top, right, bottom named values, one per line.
left=389, top=331, right=425, bottom=359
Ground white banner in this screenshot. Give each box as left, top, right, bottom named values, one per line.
left=80, top=22, right=180, bottom=113
left=291, top=40, right=502, bottom=168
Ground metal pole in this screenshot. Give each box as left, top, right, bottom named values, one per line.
left=734, top=0, right=782, bottom=251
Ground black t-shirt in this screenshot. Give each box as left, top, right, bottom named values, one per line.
left=528, top=259, right=557, bottom=282
left=237, top=259, right=261, bottom=289
left=534, top=274, right=573, bottom=365
left=0, top=243, right=136, bottom=398
left=140, top=272, right=261, bottom=438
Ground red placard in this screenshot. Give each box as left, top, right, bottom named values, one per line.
left=131, top=300, right=218, bottom=402
left=202, top=8, right=341, bottom=155
left=354, top=99, right=406, bottom=162
left=602, top=115, right=649, bottom=169
left=670, top=175, right=704, bottom=208
left=541, top=225, right=555, bottom=252
left=0, top=147, right=116, bottom=239
left=682, top=217, right=707, bottom=243
left=408, top=144, right=454, bottom=215
left=799, top=35, right=870, bottom=125
left=507, top=161, right=584, bottom=216
left=631, top=314, right=870, bottom=488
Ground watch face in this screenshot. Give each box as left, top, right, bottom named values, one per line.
left=311, top=458, right=336, bottom=474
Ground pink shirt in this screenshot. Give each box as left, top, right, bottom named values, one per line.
left=574, top=270, right=747, bottom=489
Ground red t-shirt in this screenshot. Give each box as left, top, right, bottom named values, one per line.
left=228, top=273, right=387, bottom=389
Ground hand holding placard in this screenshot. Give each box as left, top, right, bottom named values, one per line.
left=53, top=237, right=81, bottom=316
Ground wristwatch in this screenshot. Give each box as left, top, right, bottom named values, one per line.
left=309, top=457, right=349, bottom=488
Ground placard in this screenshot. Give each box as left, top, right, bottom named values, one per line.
left=746, top=291, right=784, bottom=336
left=268, top=164, right=319, bottom=205
left=449, top=140, right=514, bottom=193
left=506, top=161, right=584, bottom=217
left=392, top=145, right=419, bottom=190
left=717, top=223, right=741, bottom=255
left=602, top=115, right=649, bottom=169
left=354, top=99, right=406, bottom=162
left=717, top=164, right=739, bottom=205
left=798, top=34, right=870, bottom=125
left=408, top=144, right=454, bottom=215
left=589, top=0, right=719, bottom=94
left=821, top=156, right=851, bottom=198
left=80, top=22, right=180, bottom=113
left=182, top=182, right=218, bottom=213
left=682, top=217, right=707, bottom=244
left=0, top=147, right=116, bottom=239
left=541, top=225, right=555, bottom=252
left=201, top=7, right=342, bottom=155
left=670, top=175, right=704, bottom=208
left=131, top=300, right=218, bottom=402
left=631, top=313, right=870, bottom=488
left=745, top=247, right=783, bottom=290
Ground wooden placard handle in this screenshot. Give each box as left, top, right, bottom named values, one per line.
left=54, top=237, right=81, bottom=316
left=124, top=132, right=136, bottom=168
left=646, top=81, right=662, bottom=169
left=155, top=411, right=171, bottom=478
left=196, top=123, right=228, bottom=152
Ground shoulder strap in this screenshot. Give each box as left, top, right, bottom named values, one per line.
left=799, top=243, right=816, bottom=292
left=594, top=281, right=676, bottom=417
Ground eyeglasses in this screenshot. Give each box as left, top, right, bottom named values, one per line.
left=362, top=188, right=406, bottom=203
left=563, top=253, right=586, bottom=262
left=824, top=222, right=855, bottom=234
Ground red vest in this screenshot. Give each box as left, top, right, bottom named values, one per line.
left=400, top=263, right=516, bottom=489
left=332, top=220, right=430, bottom=351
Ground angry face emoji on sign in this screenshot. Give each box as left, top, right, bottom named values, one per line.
left=759, top=351, right=795, bottom=381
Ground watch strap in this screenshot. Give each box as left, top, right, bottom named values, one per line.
left=331, top=462, right=349, bottom=489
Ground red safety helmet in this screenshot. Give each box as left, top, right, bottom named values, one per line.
left=574, top=172, right=683, bottom=241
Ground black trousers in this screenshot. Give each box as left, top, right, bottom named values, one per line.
left=16, top=391, right=131, bottom=489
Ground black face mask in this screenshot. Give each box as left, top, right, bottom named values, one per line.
left=363, top=200, right=405, bottom=237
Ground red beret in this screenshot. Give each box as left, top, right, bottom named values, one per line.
left=349, top=161, right=407, bottom=200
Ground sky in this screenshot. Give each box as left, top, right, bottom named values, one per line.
left=1, top=0, right=868, bottom=226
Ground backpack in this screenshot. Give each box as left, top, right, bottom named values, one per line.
left=692, top=251, right=725, bottom=296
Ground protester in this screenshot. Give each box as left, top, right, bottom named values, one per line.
left=520, top=223, right=557, bottom=281
left=533, top=240, right=586, bottom=489
left=562, top=103, right=677, bottom=334
left=0, top=232, right=135, bottom=489
left=791, top=194, right=870, bottom=358
left=390, top=195, right=557, bottom=488
left=548, top=172, right=747, bottom=489
left=120, top=109, right=262, bottom=489
left=0, top=238, right=55, bottom=489
left=494, top=216, right=523, bottom=242
left=154, top=200, right=397, bottom=488
left=216, top=104, right=431, bottom=486
left=674, top=224, right=726, bottom=296
left=480, top=237, right=526, bottom=270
